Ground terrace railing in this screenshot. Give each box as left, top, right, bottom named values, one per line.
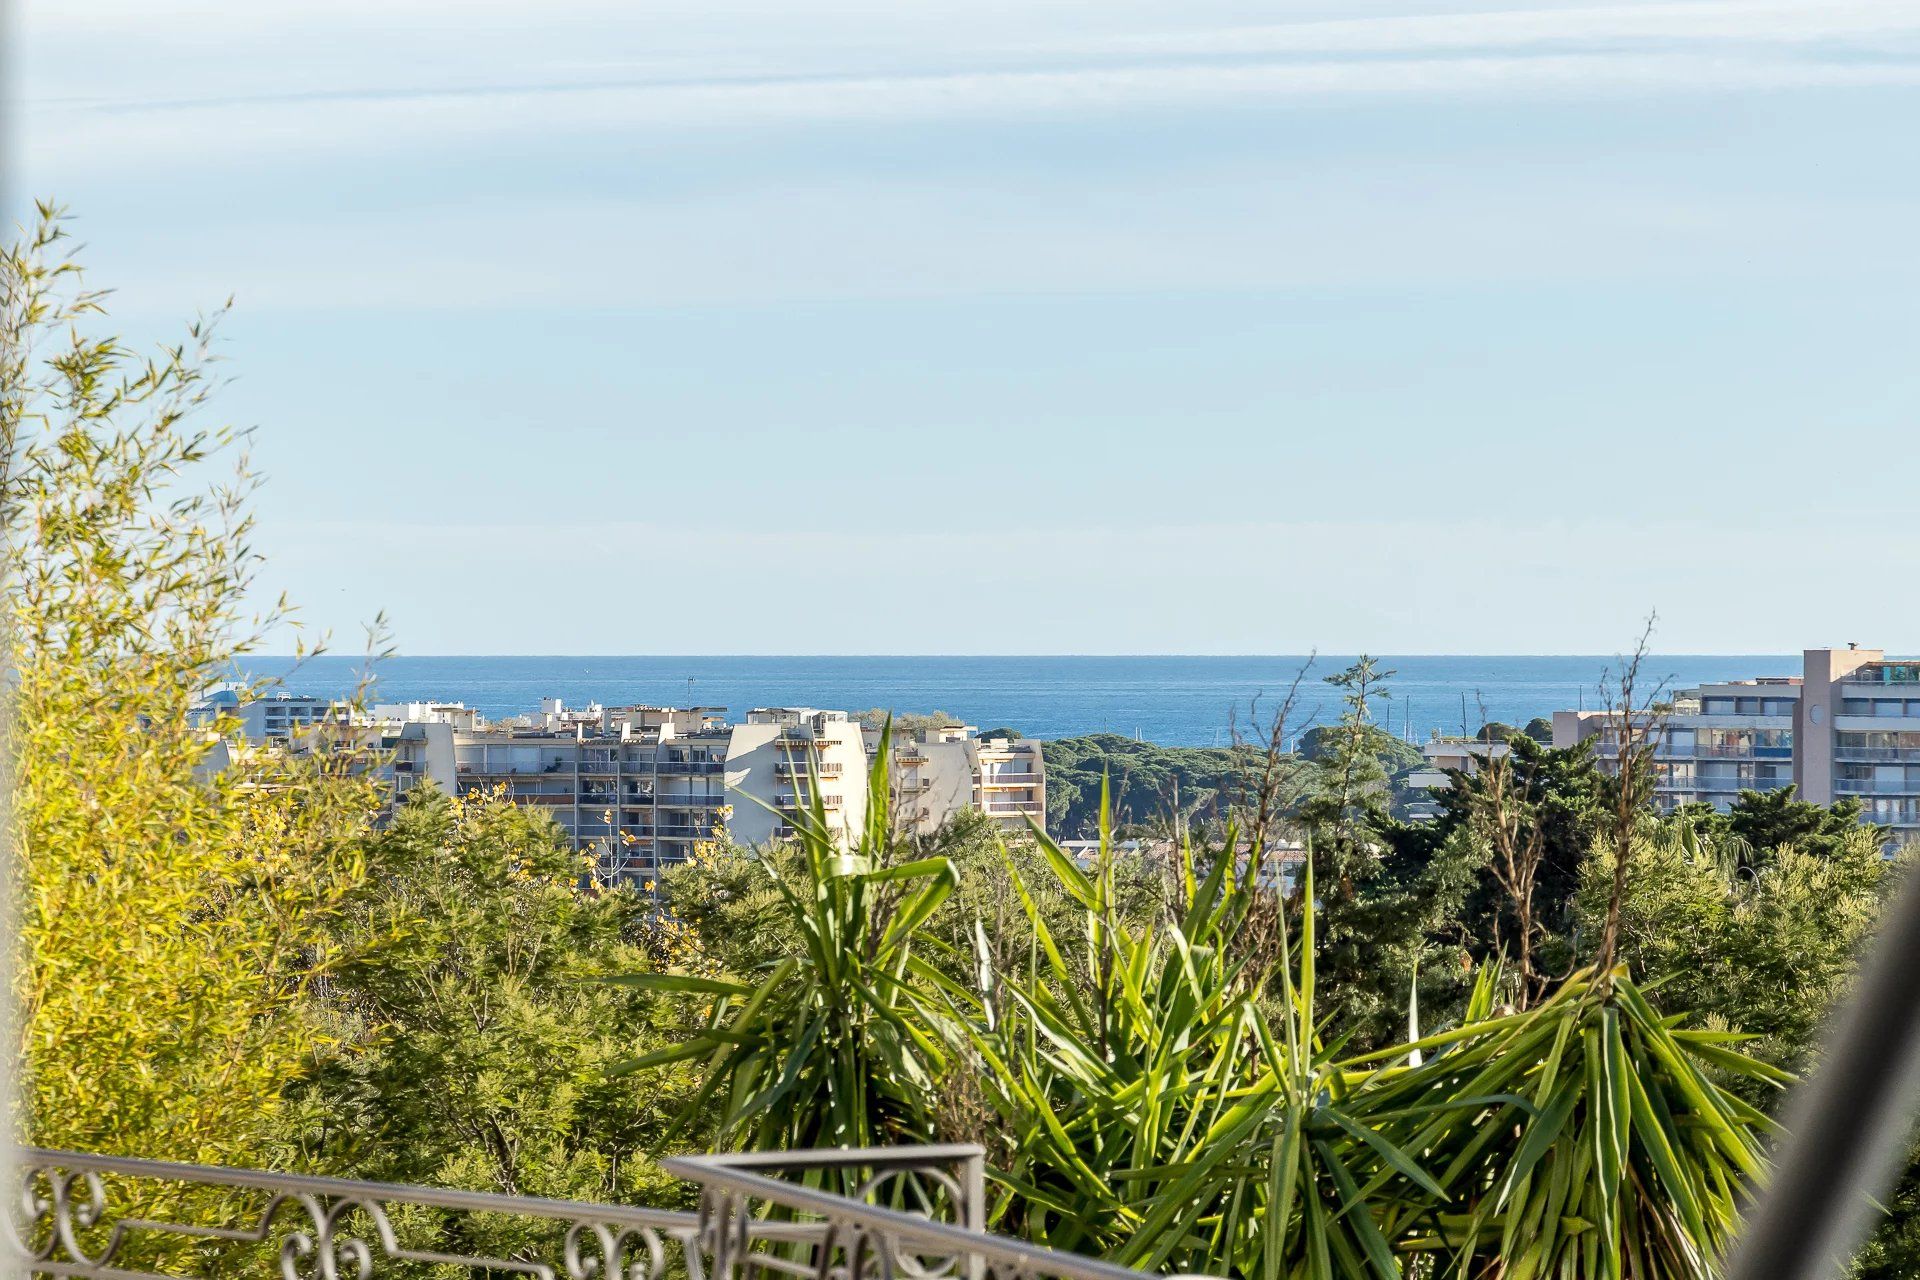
left=4, top=1144, right=1167, bottom=1280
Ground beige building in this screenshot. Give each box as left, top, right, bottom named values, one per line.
left=1406, top=738, right=1510, bottom=822
left=1551, top=647, right=1920, bottom=841
left=869, top=721, right=1048, bottom=836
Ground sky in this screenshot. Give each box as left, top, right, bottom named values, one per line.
left=15, top=0, right=1920, bottom=655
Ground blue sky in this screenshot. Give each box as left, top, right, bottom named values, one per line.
left=18, top=0, right=1920, bottom=654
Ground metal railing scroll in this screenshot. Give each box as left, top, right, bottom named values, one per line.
left=2, top=1144, right=1171, bottom=1280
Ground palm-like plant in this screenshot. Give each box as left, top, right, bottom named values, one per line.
left=618, top=723, right=956, bottom=1153
left=924, top=788, right=1447, bottom=1277
left=928, top=784, right=1780, bottom=1279
left=633, top=765, right=1781, bottom=1278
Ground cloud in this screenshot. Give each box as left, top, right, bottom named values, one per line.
left=23, top=0, right=1920, bottom=178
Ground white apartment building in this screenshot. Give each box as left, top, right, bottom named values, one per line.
left=868, top=722, right=1048, bottom=835
left=439, top=703, right=871, bottom=885
left=193, top=685, right=351, bottom=741
left=1552, top=647, right=1920, bottom=842
left=202, top=688, right=1049, bottom=883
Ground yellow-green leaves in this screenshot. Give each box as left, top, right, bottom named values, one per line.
left=6, top=206, right=386, bottom=1171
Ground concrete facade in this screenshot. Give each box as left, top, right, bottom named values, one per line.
left=874, top=722, right=1048, bottom=836
left=202, top=690, right=1041, bottom=887
left=1551, top=647, right=1920, bottom=841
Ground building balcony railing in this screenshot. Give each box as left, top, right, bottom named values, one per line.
left=655, top=793, right=726, bottom=809
left=1833, top=747, right=1920, bottom=763
left=654, top=759, right=725, bottom=776
left=4, top=1144, right=1159, bottom=1280
left=1836, top=779, right=1920, bottom=795
left=777, top=794, right=843, bottom=810
left=981, top=773, right=1040, bottom=786
left=984, top=802, right=1045, bottom=817
left=1661, top=776, right=1793, bottom=794
left=1844, top=667, right=1920, bottom=686
left=776, top=761, right=844, bottom=778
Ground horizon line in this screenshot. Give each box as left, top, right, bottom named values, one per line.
left=244, top=651, right=1807, bottom=661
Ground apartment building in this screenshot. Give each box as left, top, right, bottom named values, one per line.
left=1406, top=738, right=1510, bottom=822
left=438, top=702, right=872, bottom=885
left=1551, top=647, right=1920, bottom=842
left=203, top=688, right=1048, bottom=883
left=193, top=685, right=350, bottom=741
left=871, top=722, right=1048, bottom=835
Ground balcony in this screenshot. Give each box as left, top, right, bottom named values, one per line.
left=777, top=794, right=843, bottom=810
left=656, top=794, right=726, bottom=810
left=1844, top=665, right=1920, bottom=687
left=984, top=801, right=1044, bottom=817
left=776, top=760, right=844, bottom=778
left=4, top=1145, right=1139, bottom=1280
left=654, top=759, right=724, bottom=776
left=1836, top=779, right=1920, bottom=796
left=981, top=772, right=1040, bottom=786
left=1833, top=746, right=1920, bottom=763
left=1671, top=776, right=1793, bottom=794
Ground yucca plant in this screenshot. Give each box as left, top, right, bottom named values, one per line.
left=926, top=786, right=1782, bottom=1279
left=616, top=722, right=956, bottom=1154
left=1343, top=964, right=1783, bottom=1279
left=628, top=763, right=1781, bottom=1279
left=920, top=784, right=1451, bottom=1278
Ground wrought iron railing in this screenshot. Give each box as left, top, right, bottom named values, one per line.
left=4, top=1144, right=1163, bottom=1280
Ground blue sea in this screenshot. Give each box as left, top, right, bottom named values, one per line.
left=238, top=655, right=1793, bottom=748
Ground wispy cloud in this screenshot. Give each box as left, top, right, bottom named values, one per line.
left=24, top=0, right=1920, bottom=176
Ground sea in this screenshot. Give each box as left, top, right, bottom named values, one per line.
left=237, top=655, right=1793, bottom=748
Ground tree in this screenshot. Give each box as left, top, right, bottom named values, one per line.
left=289, top=785, right=689, bottom=1218
left=1408, top=735, right=1605, bottom=986
left=1574, top=819, right=1893, bottom=1078
left=1039, top=733, right=1296, bottom=839
left=1291, top=657, right=1404, bottom=1035
left=1674, top=784, right=1877, bottom=867
left=5, top=205, right=383, bottom=1166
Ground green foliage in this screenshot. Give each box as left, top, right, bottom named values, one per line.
left=1293, top=658, right=1408, bottom=1039
left=1345, top=966, right=1780, bottom=1280
left=1573, top=819, right=1896, bottom=1079
left=624, top=734, right=956, bottom=1155
left=1039, top=734, right=1299, bottom=839
left=1398, top=735, right=1607, bottom=985
left=6, top=205, right=384, bottom=1165
left=646, top=767, right=1780, bottom=1278
left=1672, top=784, right=1876, bottom=868
left=289, top=785, right=689, bottom=1212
